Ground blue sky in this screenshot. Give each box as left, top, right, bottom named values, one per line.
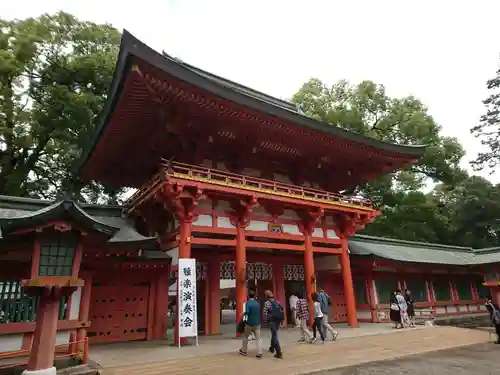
left=5, top=0, right=500, bottom=181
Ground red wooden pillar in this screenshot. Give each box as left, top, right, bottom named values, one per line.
left=272, top=259, right=286, bottom=326
left=366, top=276, right=377, bottom=323
left=303, top=230, right=316, bottom=326
left=207, top=257, right=221, bottom=335
left=235, top=223, right=247, bottom=327
left=77, top=273, right=92, bottom=351
left=340, top=238, right=358, bottom=327
left=26, top=291, right=61, bottom=374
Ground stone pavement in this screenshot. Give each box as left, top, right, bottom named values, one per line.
left=314, top=342, right=500, bottom=374
left=98, top=326, right=490, bottom=375
left=90, top=322, right=419, bottom=367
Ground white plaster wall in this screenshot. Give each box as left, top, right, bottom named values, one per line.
left=436, top=307, right=446, bottom=314
left=312, top=228, right=323, bottom=238
left=282, top=224, right=301, bottom=235
left=357, top=311, right=372, bottom=320
left=326, top=229, right=338, bottom=239
left=0, top=334, right=22, bottom=352
left=247, top=220, right=268, bottom=231
left=55, top=332, right=70, bottom=345
left=193, top=214, right=212, bottom=227
left=217, top=217, right=235, bottom=229
left=459, top=305, right=468, bottom=313
left=69, top=288, right=82, bottom=320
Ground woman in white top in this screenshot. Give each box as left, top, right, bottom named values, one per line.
left=311, top=292, right=326, bottom=343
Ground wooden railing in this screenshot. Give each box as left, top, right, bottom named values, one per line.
left=126, top=161, right=372, bottom=211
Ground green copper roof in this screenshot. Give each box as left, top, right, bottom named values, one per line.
left=0, top=195, right=156, bottom=245
left=349, top=235, right=500, bottom=265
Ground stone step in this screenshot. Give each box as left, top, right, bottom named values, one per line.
left=99, top=327, right=489, bottom=375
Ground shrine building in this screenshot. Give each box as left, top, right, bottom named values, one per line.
left=0, top=30, right=499, bottom=373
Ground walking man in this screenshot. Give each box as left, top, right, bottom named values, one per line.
left=296, top=291, right=314, bottom=343
left=318, top=288, right=339, bottom=340
left=263, top=289, right=284, bottom=359
left=289, top=292, right=299, bottom=327
left=239, top=288, right=263, bottom=358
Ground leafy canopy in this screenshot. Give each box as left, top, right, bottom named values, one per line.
left=471, top=59, right=500, bottom=171
left=0, top=12, right=122, bottom=203
left=292, top=79, right=474, bottom=245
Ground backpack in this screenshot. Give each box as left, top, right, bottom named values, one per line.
left=270, top=300, right=285, bottom=322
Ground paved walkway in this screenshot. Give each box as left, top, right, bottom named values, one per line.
left=315, top=342, right=500, bottom=374
left=90, top=323, right=415, bottom=367
left=98, top=326, right=490, bottom=375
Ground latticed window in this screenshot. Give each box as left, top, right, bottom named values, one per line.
left=405, top=280, right=427, bottom=302
left=432, top=281, right=452, bottom=301
left=354, top=279, right=368, bottom=305
left=0, top=281, right=68, bottom=324
left=375, top=278, right=399, bottom=304
left=455, top=279, right=473, bottom=300
left=39, top=234, right=76, bottom=277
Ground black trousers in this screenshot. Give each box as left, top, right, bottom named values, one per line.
left=269, top=321, right=282, bottom=355
left=312, top=317, right=326, bottom=340
left=495, top=323, right=500, bottom=341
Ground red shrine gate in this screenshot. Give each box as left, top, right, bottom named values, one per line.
left=76, top=31, right=426, bottom=346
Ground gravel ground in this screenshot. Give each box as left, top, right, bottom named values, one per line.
left=313, top=343, right=500, bottom=375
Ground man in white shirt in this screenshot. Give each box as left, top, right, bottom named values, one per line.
left=289, top=293, right=300, bottom=327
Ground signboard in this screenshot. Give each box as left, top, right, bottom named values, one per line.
left=178, top=258, right=198, bottom=342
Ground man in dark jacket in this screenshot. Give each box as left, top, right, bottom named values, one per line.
left=486, top=296, right=500, bottom=344
left=318, top=288, right=338, bottom=340
left=263, top=289, right=283, bottom=359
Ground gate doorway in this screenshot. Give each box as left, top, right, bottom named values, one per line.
left=88, top=274, right=151, bottom=344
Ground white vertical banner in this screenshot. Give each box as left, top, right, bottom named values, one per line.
left=178, top=258, right=198, bottom=342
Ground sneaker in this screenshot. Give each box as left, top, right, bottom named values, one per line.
left=332, top=332, right=339, bottom=341
left=256, top=354, right=263, bottom=359
left=311, top=337, right=317, bottom=344
left=298, top=338, right=306, bottom=343
left=322, top=340, right=326, bottom=344
left=269, top=346, right=274, bottom=353
left=274, top=353, right=283, bottom=359
left=239, top=349, right=247, bottom=356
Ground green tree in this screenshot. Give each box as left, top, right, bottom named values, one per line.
left=471, top=60, right=500, bottom=170
left=434, top=177, right=500, bottom=248
left=292, top=79, right=467, bottom=243
left=0, top=12, right=122, bottom=203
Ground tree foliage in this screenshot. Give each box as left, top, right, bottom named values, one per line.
left=292, top=79, right=500, bottom=248
left=0, top=12, right=122, bottom=203
left=471, top=60, right=500, bottom=170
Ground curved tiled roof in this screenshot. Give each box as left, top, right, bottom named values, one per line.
left=0, top=195, right=156, bottom=245
left=350, top=235, right=500, bottom=266
left=77, top=30, right=426, bottom=183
